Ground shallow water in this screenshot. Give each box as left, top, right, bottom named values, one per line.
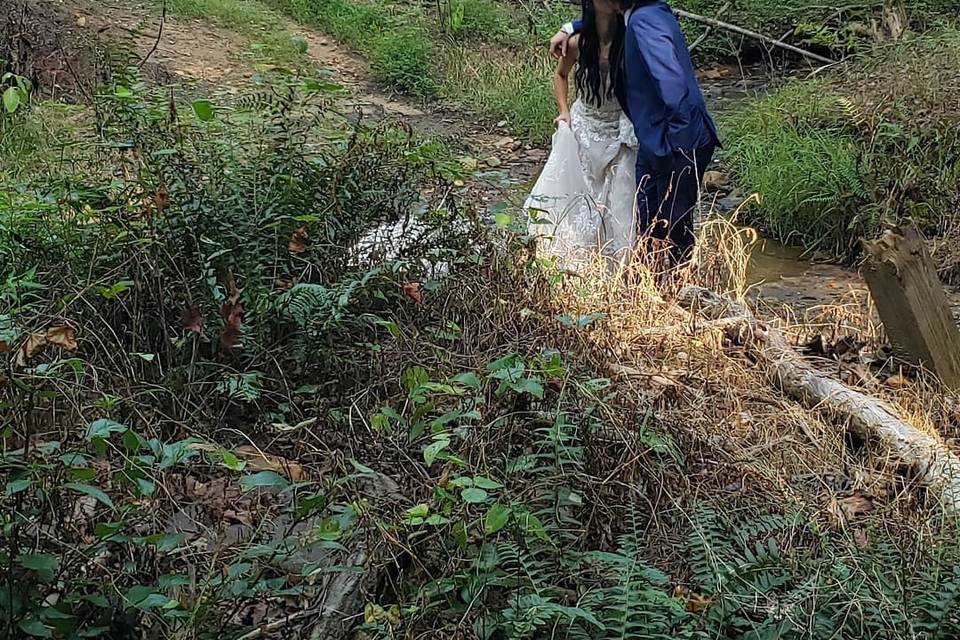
left=744, top=236, right=868, bottom=313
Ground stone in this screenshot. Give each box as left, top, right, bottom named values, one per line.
left=703, top=170, right=729, bottom=190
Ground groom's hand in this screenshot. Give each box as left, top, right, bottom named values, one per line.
left=550, top=30, right=571, bottom=59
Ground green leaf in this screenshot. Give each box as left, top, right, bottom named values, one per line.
left=148, top=532, right=186, bottom=553
left=494, top=211, right=513, bottom=228
left=484, top=504, right=511, bottom=535
left=449, top=476, right=473, bottom=489
left=67, top=467, right=96, bottom=481
left=472, top=476, right=502, bottom=490
left=453, top=520, right=468, bottom=549
left=405, top=504, right=430, bottom=519
left=114, top=85, right=134, bottom=98
left=122, top=429, right=146, bottom=452
left=220, top=449, right=246, bottom=471
left=5, top=478, right=31, bottom=496
left=451, top=371, right=482, bottom=390
left=461, top=488, right=489, bottom=504
left=425, top=514, right=450, bottom=526
left=19, top=619, right=52, bottom=638
left=517, top=511, right=548, bottom=540
left=423, top=438, right=450, bottom=466
left=64, top=482, right=114, bottom=509
left=135, top=477, right=156, bottom=496
left=191, top=99, right=216, bottom=121
left=125, top=586, right=172, bottom=611
left=3, top=86, right=21, bottom=113
left=17, top=553, right=59, bottom=581
left=85, top=419, right=127, bottom=441
left=349, top=459, right=375, bottom=475
left=239, top=471, right=289, bottom=492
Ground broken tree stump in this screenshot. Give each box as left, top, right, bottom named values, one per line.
left=678, top=286, right=960, bottom=511
left=863, top=224, right=960, bottom=390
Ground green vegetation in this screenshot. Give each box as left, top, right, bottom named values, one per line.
left=7, top=1, right=960, bottom=638
left=5, top=60, right=960, bottom=637
left=261, top=0, right=568, bottom=136
left=722, top=29, right=960, bottom=274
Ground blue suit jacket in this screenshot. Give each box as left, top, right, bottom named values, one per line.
left=572, top=2, right=719, bottom=172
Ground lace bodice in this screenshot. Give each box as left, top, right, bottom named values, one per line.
left=571, top=98, right=637, bottom=153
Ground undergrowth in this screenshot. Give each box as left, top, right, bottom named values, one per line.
left=4, top=38, right=960, bottom=640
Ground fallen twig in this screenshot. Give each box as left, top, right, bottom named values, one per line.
left=674, top=8, right=836, bottom=65
left=138, top=0, right=166, bottom=69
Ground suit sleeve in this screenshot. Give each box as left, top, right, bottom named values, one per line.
left=629, top=16, right=688, bottom=118
left=568, top=20, right=582, bottom=35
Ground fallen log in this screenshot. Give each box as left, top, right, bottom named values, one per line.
left=678, top=286, right=960, bottom=511
left=673, top=8, right=836, bottom=66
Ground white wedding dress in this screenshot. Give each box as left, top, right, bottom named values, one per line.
left=525, top=96, right=638, bottom=271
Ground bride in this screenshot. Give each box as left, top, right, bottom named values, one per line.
left=525, top=0, right=638, bottom=271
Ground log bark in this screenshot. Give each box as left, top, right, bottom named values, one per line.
left=863, top=224, right=960, bottom=390
left=679, top=286, right=960, bottom=511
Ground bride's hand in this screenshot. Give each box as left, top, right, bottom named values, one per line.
left=550, top=30, right=571, bottom=59
left=554, top=113, right=572, bottom=129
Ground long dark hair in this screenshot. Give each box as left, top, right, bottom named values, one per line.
left=575, top=0, right=625, bottom=107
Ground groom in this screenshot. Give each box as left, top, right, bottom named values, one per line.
left=551, top=0, right=719, bottom=267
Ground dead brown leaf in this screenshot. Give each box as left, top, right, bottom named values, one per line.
left=853, top=527, right=869, bottom=549
left=402, top=282, right=423, bottom=305
left=235, top=445, right=305, bottom=483
left=15, top=333, right=47, bottom=366
left=46, top=325, right=78, bottom=351
left=839, top=490, right=875, bottom=520
left=0, top=338, right=9, bottom=353
left=684, top=594, right=713, bottom=613
left=220, top=274, right=243, bottom=351
left=827, top=490, right=875, bottom=527
left=155, top=181, right=170, bottom=213
left=288, top=226, right=309, bottom=253
left=220, top=302, right=243, bottom=351
left=181, top=304, right=203, bottom=334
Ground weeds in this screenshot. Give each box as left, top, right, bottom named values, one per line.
left=722, top=29, right=960, bottom=274
left=6, top=4, right=960, bottom=639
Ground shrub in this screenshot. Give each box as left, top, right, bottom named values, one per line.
left=371, top=31, right=439, bottom=99
left=721, top=81, right=871, bottom=254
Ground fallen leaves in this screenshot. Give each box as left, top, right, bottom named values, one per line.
left=46, top=325, right=77, bottom=350
left=288, top=226, right=309, bottom=254
left=829, top=490, right=875, bottom=522
left=181, top=304, right=203, bottom=334
left=234, top=445, right=306, bottom=483
left=220, top=274, right=243, bottom=351
left=155, top=181, right=170, bottom=214
left=190, top=443, right=306, bottom=483
left=13, top=325, right=78, bottom=366
left=402, top=282, right=422, bottom=305
left=827, top=490, right=875, bottom=547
